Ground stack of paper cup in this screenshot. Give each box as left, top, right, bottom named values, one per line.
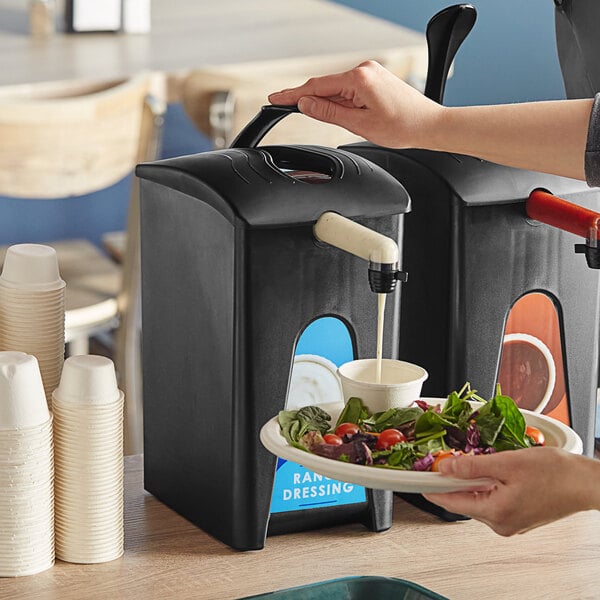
left=0, top=351, right=54, bottom=577
left=0, top=244, right=66, bottom=408
left=52, top=355, right=124, bottom=564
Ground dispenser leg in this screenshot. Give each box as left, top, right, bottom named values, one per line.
left=364, top=489, right=393, bottom=532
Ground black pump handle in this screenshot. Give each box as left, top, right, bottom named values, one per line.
left=423, top=4, right=477, bottom=104
left=230, top=104, right=299, bottom=149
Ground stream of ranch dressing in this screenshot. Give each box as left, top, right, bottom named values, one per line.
left=376, top=293, right=386, bottom=384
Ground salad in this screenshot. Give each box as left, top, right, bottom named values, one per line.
left=277, top=383, right=545, bottom=472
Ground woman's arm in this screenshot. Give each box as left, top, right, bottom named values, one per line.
left=268, top=60, right=594, bottom=181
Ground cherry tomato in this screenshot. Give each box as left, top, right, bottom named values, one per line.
left=526, top=425, right=545, bottom=446
left=375, top=428, right=407, bottom=450
left=431, top=450, right=458, bottom=472
left=335, top=422, right=361, bottom=438
left=323, top=433, right=343, bottom=446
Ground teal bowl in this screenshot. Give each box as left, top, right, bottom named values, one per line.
left=239, top=576, right=448, bottom=599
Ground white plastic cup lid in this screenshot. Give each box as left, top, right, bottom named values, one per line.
left=0, top=244, right=65, bottom=291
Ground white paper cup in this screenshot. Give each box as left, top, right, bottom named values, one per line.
left=0, top=556, right=54, bottom=578
left=0, top=472, right=54, bottom=577
left=55, top=505, right=123, bottom=564
left=54, top=498, right=122, bottom=514
left=0, top=352, right=49, bottom=430
left=0, top=244, right=64, bottom=291
left=337, top=358, right=428, bottom=413
left=55, top=545, right=123, bottom=565
left=55, top=509, right=123, bottom=529
left=0, top=285, right=65, bottom=298
left=54, top=472, right=123, bottom=491
left=52, top=355, right=124, bottom=565
left=53, top=355, right=121, bottom=405
left=0, top=504, right=54, bottom=524
left=0, top=544, right=54, bottom=565
left=0, top=416, right=52, bottom=442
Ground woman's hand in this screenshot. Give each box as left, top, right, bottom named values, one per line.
left=268, top=60, right=444, bottom=150
left=268, top=60, right=592, bottom=181
left=424, top=447, right=600, bottom=536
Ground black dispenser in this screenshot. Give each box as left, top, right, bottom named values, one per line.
left=137, top=106, right=411, bottom=550
left=342, top=144, right=600, bottom=456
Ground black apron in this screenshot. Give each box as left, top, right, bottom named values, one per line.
left=555, top=0, right=600, bottom=98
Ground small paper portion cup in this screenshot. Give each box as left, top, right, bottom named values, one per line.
left=53, top=355, right=121, bottom=405
left=337, top=358, right=428, bottom=413
left=0, top=352, right=49, bottom=430
left=0, top=244, right=65, bottom=292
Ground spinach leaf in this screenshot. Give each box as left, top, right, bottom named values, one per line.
left=476, top=391, right=530, bottom=450
left=475, top=410, right=505, bottom=447
left=372, top=443, right=419, bottom=470
left=494, top=394, right=528, bottom=447
left=278, top=406, right=331, bottom=446
left=414, top=409, right=454, bottom=443
left=441, top=391, right=474, bottom=428
left=363, top=406, right=424, bottom=432
left=335, top=397, right=369, bottom=428
left=416, top=437, right=447, bottom=454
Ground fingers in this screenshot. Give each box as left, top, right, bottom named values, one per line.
left=296, top=96, right=368, bottom=133
left=437, top=452, right=508, bottom=482
left=268, top=70, right=355, bottom=106
left=268, top=60, right=382, bottom=109
left=423, top=487, right=494, bottom=517
left=422, top=454, right=504, bottom=519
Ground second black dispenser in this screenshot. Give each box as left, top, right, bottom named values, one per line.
left=340, top=3, right=600, bottom=457
left=136, top=106, right=411, bottom=550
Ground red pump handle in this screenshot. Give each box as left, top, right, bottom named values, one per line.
left=526, top=189, right=600, bottom=240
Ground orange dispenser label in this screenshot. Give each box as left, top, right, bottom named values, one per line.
left=497, top=292, right=570, bottom=426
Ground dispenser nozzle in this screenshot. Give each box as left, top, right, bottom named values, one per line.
left=313, top=211, right=408, bottom=293
left=527, top=189, right=600, bottom=269
left=368, top=263, right=409, bottom=294
left=575, top=225, right=600, bottom=268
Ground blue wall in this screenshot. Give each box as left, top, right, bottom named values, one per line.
left=333, top=0, right=566, bottom=106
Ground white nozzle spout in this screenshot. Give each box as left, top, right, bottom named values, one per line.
left=313, top=212, right=399, bottom=265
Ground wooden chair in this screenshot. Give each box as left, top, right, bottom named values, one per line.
left=0, top=73, right=166, bottom=454
left=180, top=49, right=427, bottom=148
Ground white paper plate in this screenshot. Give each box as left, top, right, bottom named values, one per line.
left=286, top=354, right=343, bottom=410
left=260, top=399, right=583, bottom=494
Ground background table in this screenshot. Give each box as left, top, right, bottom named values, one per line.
left=1, top=455, right=599, bottom=599
left=0, top=0, right=428, bottom=100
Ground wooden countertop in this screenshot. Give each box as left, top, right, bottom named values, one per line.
left=2, top=454, right=600, bottom=599
left=0, top=0, right=427, bottom=99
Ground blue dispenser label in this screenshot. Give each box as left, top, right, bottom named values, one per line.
left=270, top=317, right=366, bottom=514
left=270, top=458, right=366, bottom=513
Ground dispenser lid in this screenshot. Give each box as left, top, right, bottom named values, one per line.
left=136, top=144, right=411, bottom=228
left=341, top=143, right=591, bottom=207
